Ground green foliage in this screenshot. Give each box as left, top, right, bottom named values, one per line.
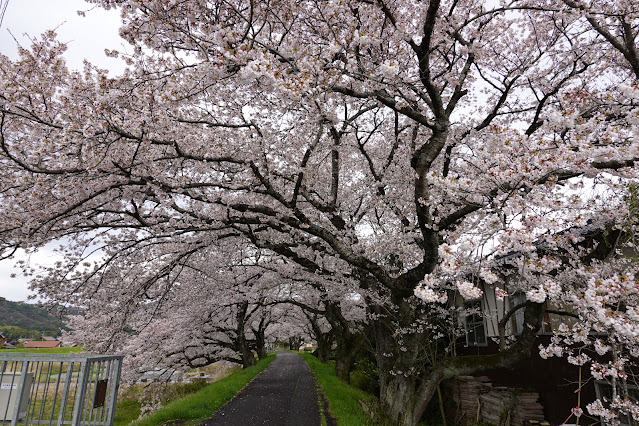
left=300, top=353, right=379, bottom=426
left=303, top=346, right=314, bottom=352
left=120, top=355, right=275, bottom=426
left=349, top=370, right=375, bottom=395
left=625, top=183, right=639, bottom=214
left=350, top=353, right=379, bottom=395
left=114, top=379, right=212, bottom=426
left=0, top=325, right=41, bottom=339
left=0, top=347, right=81, bottom=353
left=113, top=396, right=142, bottom=426
left=0, top=299, right=67, bottom=335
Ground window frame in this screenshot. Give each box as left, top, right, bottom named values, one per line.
left=464, top=299, right=488, bottom=347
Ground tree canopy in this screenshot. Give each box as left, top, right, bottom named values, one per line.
left=0, top=1, right=638, bottom=424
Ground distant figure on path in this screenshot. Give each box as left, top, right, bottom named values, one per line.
left=200, top=350, right=321, bottom=425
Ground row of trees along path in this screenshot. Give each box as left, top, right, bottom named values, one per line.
left=2, top=1, right=639, bottom=425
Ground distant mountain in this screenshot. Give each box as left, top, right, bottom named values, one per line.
left=0, top=298, right=68, bottom=336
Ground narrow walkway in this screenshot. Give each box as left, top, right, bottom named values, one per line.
left=200, top=350, right=321, bottom=426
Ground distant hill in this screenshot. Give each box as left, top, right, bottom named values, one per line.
left=0, top=298, right=68, bottom=336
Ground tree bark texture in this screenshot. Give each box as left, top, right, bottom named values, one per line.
left=371, top=296, right=545, bottom=426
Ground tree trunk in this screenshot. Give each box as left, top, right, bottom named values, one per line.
left=256, top=343, right=267, bottom=359
left=314, top=330, right=333, bottom=362
left=373, top=301, right=427, bottom=426
left=235, top=301, right=257, bottom=368
left=323, top=301, right=363, bottom=382
left=240, top=344, right=257, bottom=368
left=379, top=372, right=422, bottom=426
left=334, top=357, right=351, bottom=382
left=333, top=331, right=363, bottom=383
left=305, top=311, right=334, bottom=363
left=288, top=335, right=302, bottom=351
left=371, top=298, right=546, bottom=426
left=252, top=317, right=269, bottom=360
left=255, top=332, right=268, bottom=359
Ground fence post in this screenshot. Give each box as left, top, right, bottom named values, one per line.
left=57, top=360, right=76, bottom=425
left=10, top=360, right=28, bottom=426
left=71, top=359, right=90, bottom=426
left=105, top=357, right=122, bottom=426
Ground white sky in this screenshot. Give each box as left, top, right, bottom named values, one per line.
left=0, top=0, right=125, bottom=301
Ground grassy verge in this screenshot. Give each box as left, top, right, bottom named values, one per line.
left=0, top=346, right=82, bottom=353
left=300, top=353, right=378, bottom=426
left=122, top=355, right=275, bottom=426
left=114, top=379, right=213, bottom=426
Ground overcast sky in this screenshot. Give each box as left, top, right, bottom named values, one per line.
left=0, top=0, right=126, bottom=301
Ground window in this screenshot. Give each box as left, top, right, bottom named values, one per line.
left=464, top=299, right=487, bottom=346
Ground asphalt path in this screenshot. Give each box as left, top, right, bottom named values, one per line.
left=200, top=350, right=321, bottom=426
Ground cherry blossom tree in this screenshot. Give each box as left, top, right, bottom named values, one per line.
left=1, top=0, right=638, bottom=424
left=284, top=279, right=367, bottom=381
left=60, top=238, right=286, bottom=372
left=303, top=311, right=334, bottom=362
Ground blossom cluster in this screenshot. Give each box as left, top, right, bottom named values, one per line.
left=414, top=275, right=448, bottom=303
left=456, top=280, right=483, bottom=300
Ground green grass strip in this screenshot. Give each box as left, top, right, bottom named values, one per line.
left=300, top=353, right=378, bottom=426
left=130, top=355, right=275, bottom=426
left=0, top=347, right=82, bottom=353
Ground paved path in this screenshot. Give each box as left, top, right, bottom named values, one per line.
left=200, top=351, right=321, bottom=426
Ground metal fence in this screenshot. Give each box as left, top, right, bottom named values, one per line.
left=0, top=353, right=123, bottom=426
